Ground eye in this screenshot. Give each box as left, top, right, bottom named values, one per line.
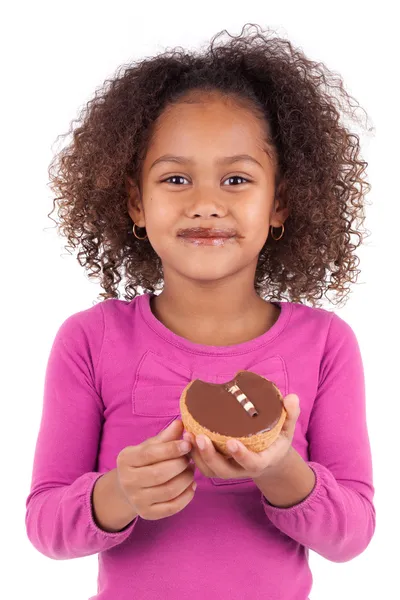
left=222, top=176, right=251, bottom=186
left=161, top=175, right=189, bottom=185
left=161, top=175, right=251, bottom=186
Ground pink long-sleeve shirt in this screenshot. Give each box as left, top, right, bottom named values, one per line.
left=25, top=293, right=375, bottom=600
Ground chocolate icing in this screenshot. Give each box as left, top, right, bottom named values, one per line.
left=185, top=371, right=283, bottom=437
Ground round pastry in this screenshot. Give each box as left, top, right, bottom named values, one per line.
left=180, top=370, right=287, bottom=455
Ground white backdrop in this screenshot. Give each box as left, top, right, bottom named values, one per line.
left=2, top=1, right=398, bottom=598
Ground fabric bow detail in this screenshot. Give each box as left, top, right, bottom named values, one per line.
left=132, top=350, right=287, bottom=418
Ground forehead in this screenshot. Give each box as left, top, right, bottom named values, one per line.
left=146, top=94, right=271, bottom=160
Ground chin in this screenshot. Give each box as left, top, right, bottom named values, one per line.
left=161, top=248, right=253, bottom=284
left=177, top=265, right=241, bottom=284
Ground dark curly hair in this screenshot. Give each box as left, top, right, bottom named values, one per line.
left=47, top=23, right=373, bottom=307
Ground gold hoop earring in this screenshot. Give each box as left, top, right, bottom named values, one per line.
left=132, top=223, right=147, bottom=240
left=270, top=223, right=284, bottom=241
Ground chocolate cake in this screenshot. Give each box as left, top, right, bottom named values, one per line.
left=180, top=370, right=287, bottom=454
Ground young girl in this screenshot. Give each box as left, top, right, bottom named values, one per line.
left=25, top=24, right=375, bottom=600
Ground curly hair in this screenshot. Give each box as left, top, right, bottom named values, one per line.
left=47, top=23, right=373, bottom=307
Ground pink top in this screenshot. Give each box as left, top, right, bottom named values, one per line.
left=25, top=293, right=375, bottom=600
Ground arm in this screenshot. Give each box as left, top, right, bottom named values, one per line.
left=254, top=446, right=316, bottom=508
left=258, top=313, right=376, bottom=562
left=25, top=307, right=138, bottom=560
left=92, top=468, right=138, bottom=533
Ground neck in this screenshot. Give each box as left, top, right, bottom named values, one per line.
left=151, top=271, right=277, bottom=346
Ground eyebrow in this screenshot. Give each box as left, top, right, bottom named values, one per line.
left=150, top=154, right=263, bottom=171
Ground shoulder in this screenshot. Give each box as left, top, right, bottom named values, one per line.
left=287, top=303, right=363, bottom=390
left=57, top=295, right=142, bottom=331
left=287, top=300, right=359, bottom=350
left=299, top=302, right=362, bottom=367
left=53, top=296, right=142, bottom=348
left=56, top=295, right=149, bottom=357
left=289, top=300, right=355, bottom=332
left=54, top=300, right=105, bottom=342
left=48, top=297, right=143, bottom=376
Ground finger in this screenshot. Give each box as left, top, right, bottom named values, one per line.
left=183, top=431, right=195, bottom=444
left=185, top=430, right=227, bottom=460
left=141, top=479, right=196, bottom=521
left=225, top=439, right=266, bottom=472
left=195, top=434, right=240, bottom=478
left=189, top=445, right=215, bottom=477
left=131, top=455, right=192, bottom=488
left=143, top=464, right=195, bottom=504
left=192, top=451, right=242, bottom=478
left=182, top=432, right=213, bottom=476
left=225, top=396, right=300, bottom=471
left=153, top=419, right=184, bottom=443
left=186, top=432, right=253, bottom=477
left=120, top=436, right=192, bottom=469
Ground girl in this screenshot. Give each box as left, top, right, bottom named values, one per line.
left=25, top=24, right=375, bottom=600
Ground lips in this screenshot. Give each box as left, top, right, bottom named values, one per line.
left=177, top=227, right=237, bottom=239
left=176, top=227, right=238, bottom=247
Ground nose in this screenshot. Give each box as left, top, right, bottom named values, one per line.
left=185, top=188, right=228, bottom=219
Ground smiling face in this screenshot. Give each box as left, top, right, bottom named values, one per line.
left=126, top=91, right=288, bottom=286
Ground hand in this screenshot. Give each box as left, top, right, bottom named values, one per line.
left=116, top=419, right=196, bottom=520
left=183, top=394, right=300, bottom=481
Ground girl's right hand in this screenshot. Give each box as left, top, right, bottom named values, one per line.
left=115, top=419, right=196, bottom=521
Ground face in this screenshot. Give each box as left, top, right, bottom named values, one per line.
left=126, top=92, right=288, bottom=286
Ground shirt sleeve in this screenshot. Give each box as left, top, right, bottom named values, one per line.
left=261, top=312, right=376, bottom=562
left=25, top=306, right=138, bottom=560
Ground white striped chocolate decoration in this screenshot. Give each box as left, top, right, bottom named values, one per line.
left=224, top=382, right=258, bottom=417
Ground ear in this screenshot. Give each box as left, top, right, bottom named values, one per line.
left=271, top=180, right=289, bottom=227
left=125, top=176, right=146, bottom=227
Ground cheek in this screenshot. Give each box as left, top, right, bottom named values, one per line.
left=144, top=198, right=177, bottom=236
left=239, top=202, right=270, bottom=243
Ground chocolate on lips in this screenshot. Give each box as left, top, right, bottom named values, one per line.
left=180, top=370, right=287, bottom=454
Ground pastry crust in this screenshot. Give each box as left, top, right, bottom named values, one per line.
left=180, top=371, right=287, bottom=455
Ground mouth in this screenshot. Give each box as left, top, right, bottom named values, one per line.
left=176, top=227, right=238, bottom=246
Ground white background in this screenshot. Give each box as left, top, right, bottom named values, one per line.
left=2, top=1, right=398, bottom=598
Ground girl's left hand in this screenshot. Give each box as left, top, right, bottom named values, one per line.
left=183, top=394, right=300, bottom=480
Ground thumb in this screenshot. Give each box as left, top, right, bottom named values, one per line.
left=155, top=418, right=184, bottom=443
left=281, top=394, right=300, bottom=436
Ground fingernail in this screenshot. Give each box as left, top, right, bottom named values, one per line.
left=179, top=441, right=191, bottom=453
left=227, top=440, right=239, bottom=453
left=196, top=436, right=206, bottom=450
left=192, top=482, right=197, bottom=491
